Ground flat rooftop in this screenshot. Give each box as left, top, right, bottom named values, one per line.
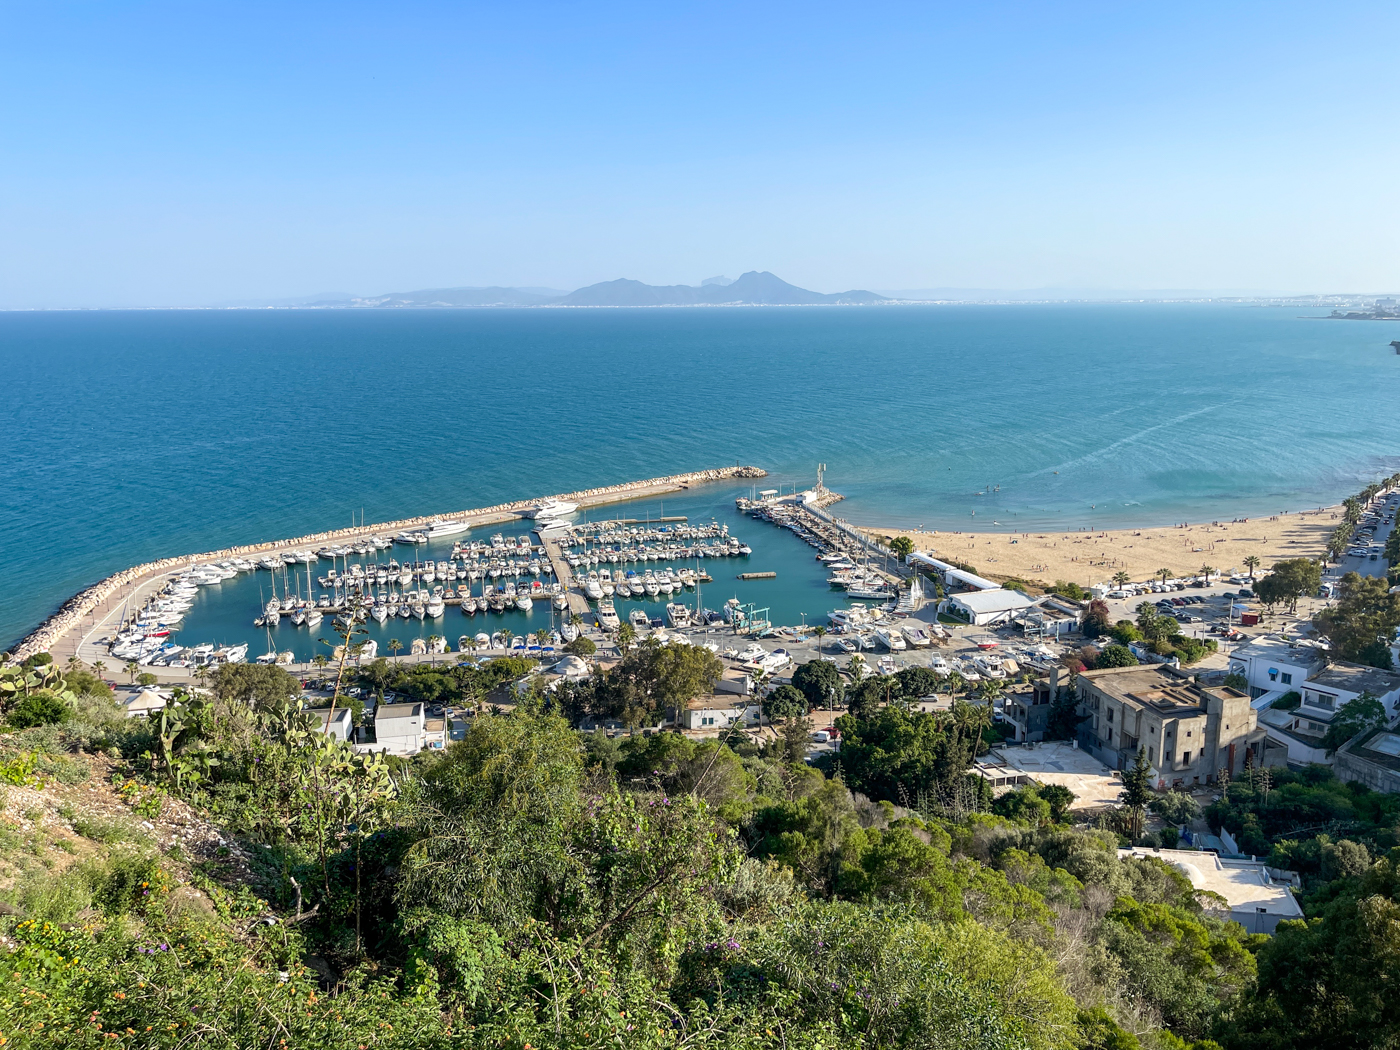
left=1308, top=660, right=1400, bottom=697
left=1082, top=665, right=1209, bottom=713
left=1118, top=847, right=1303, bottom=919
left=1230, top=635, right=1328, bottom=673
left=978, top=741, right=1122, bottom=810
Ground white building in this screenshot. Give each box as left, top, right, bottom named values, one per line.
left=1118, top=847, right=1303, bottom=934
left=310, top=706, right=353, bottom=742
left=1226, top=636, right=1326, bottom=700
left=943, top=588, right=1038, bottom=626
left=365, top=702, right=425, bottom=756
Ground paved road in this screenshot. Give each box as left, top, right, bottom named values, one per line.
left=1330, top=491, right=1397, bottom=580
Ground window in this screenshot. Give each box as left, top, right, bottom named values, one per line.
left=1282, top=673, right=1292, bottom=685
left=1309, top=692, right=1337, bottom=710
left=1182, top=751, right=1192, bottom=763
left=1186, top=730, right=1192, bottom=738
left=1107, top=709, right=1115, bottom=723
left=1268, top=670, right=1278, bottom=682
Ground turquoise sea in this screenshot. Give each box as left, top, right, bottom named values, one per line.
left=4, top=303, right=1400, bottom=650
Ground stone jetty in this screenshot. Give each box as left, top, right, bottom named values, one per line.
left=10, top=465, right=767, bottom=661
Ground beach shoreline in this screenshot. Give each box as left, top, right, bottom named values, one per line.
left=861, top=505, right=1341, bottom=588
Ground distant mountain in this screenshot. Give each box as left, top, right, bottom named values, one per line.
left=558, top=271, right=886, bottom=306
left=334, top=286, right=565, bottom=308
left=220, top=273, right=884, bottom=309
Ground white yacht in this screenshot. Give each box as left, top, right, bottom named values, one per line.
left=531, top=499, right=579, bottom=520
left=515, top=594, right=534, bottom=612
left=425, top=519, right=471, bottom=539
left=597, top=599, right=620, bottom=629
left=629, top=608, right=650, bottom=628
left=426, top=597, right=446, bottom=618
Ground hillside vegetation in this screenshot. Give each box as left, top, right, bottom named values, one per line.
left=1, top=653, right=1398, bottom=1049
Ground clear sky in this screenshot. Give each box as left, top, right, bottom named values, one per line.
left=3, top=1, right=1398, bottom=306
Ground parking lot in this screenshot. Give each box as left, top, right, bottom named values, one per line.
left=1334, top=491, right=1397, bottom=581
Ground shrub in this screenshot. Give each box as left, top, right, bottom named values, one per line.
left=6, top=690, right=72, bottom=728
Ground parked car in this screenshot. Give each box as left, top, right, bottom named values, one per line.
left=1238, top=588, right=1253, bottom=598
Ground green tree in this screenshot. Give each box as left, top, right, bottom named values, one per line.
left=1243, top=554, right=1261, bottom=581
left=1199, top=564, right=1215, bottom=585
left=1121, top=747, right=1153, bottom=840
left=1082, top=599, right=1112, bottom=637
left=1315, top=572, right=1400, bottom=667
left=124, top=660, right=139, bottom=684
left=1322, top=692, right=1387, bottom=751
left=792, top=658, right=845, bottom=711
left=888, top=535, right=915, bottom=559
left=616, top=621, right=637, bottom=653
left=388, top=637, right=403, bottom=662
left=135, top=672, right=158, bottom=687
left=762, top=683, right=807, bottom=726
left=564, top=635, right=597, bottom=657
left=1097, top=644, right=1138, bottom=668
left=1113, top=571, right=1131, bottom=590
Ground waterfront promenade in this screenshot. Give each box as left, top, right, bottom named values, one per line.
left=12, top=465, right=766, bottom=663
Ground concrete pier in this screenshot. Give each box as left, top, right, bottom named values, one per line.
left=539, top=536, right=593, bottom=619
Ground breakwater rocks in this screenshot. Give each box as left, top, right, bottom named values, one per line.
left=9, top=466, right=767, bottom=661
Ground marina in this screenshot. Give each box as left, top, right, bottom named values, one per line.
left=57, top=476, right=893, bottom=673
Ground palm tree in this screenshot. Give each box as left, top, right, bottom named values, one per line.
left=1157, top=568, right=1172, bottom=586
left=1112, top=570, right=1130, bottom=589
left=1243, top=555, right=1260, bottom=582
left=427, top=635, right=442, bottom=666
left=92, top=659, right=107, bottom=679
left=846, top=654, right=867, bottom=681
left=500, top=629, right=514, bottom=651
left=616, top=622, right=637, bottom=654
left=569, top=613, right=583, bottom=628
left=124, top=660, right=139, bottom=684
left=812, top=625, right=827, bottom=651
left=388, top=638, right=403, bottom=663
left=1199, top=564, right=1215, bottom=585
left=65, top=655, right=83, bottom=676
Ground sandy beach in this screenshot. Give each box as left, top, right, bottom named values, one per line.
left=864, top=506, right=1340, bottom=589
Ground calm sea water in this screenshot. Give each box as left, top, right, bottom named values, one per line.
left=4, top=303, right=1399, bottom=649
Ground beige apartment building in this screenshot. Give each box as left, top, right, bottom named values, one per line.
left=1075, top=664, right=1277, bottom=789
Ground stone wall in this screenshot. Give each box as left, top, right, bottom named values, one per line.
left=11, top=465, right=767, bottom=660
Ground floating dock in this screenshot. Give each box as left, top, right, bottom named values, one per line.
left=738, top=571, right=777, bottom=580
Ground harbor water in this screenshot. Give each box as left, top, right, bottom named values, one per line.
left=5, top=303, right=1400, bottom=648
left=155, top=487, right=863, bottom=664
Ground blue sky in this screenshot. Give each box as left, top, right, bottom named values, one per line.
left=2, top=1, right=1398, bottom=305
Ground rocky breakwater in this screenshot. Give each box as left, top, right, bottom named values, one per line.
left=9, top=465, right=767, bottom=660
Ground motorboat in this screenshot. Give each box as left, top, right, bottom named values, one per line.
left=629, top=608, right=650, bottom=628
left=665, top=603, right=690, bottom=628
left=426, top=597, right=445, bottom=618
left=874, top=628, right=907, bottom=651
left=597, top=599, right=620, bottom=630
left=516, top=595, right=534, bottom=612
left=901, top=625, right=931, bottom=648
left=425, top=519, right=471, bottom=539
left=531, top=499, right=579, bottom=520
left=552, top=594, right=568, bottom=611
